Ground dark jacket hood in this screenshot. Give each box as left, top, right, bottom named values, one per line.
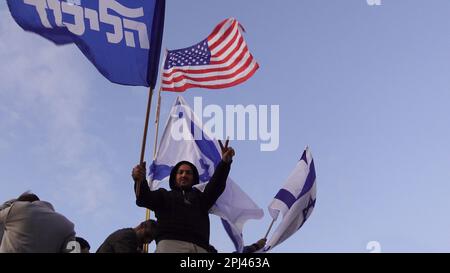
left=169, top=161, right=200, bottom=190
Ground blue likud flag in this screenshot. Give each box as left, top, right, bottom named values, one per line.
left=265, top=147, right=317, bottom=251
left=7, top=0, right=165, bottom=88
left=149, top=96, right=264, bottom=252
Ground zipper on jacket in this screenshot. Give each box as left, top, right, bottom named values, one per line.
left=182, top=190, right=191, bottom=205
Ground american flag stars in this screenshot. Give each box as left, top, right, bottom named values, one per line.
left=165, top=40, right=211, bottom=69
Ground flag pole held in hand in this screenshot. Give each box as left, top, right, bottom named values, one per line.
left=136, top=87, right=154, bottom=197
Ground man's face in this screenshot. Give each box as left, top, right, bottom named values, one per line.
left=175, top=164, right=194, bottom=189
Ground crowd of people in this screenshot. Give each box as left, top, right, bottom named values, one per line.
left=0, top=141, right=266, bottom=253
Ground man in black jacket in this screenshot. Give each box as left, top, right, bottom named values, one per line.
left=132, top=140, right=235, bottom=253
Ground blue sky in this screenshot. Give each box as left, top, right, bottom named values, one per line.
left=2, top=0, right=450, bottom=253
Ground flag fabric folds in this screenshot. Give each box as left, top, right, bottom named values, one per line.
left=161, top=18, right=259, bottom=92
left=149, top=96, right=264, bottom=252
left=7, top=0, right=165, bottom=88
left=265, top=147, right=317, bottom=251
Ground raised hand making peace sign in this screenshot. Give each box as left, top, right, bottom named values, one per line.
left=218, top=138, right=235, bottom=163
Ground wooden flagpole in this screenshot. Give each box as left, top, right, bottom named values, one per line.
left=135, top=86, right=154, bottom=198
left=142, top=50, right=167, bottom=253
left=142, top=86, right=163, bottom=253
left=152, top=87, right=163, bottom=163
left=136, top=48, right=167, bottom=198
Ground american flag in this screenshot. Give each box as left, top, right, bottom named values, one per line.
left=161, top=18, right=259, bottom=92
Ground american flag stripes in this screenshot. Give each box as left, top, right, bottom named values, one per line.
left=161, top=18, right=259, bottom=92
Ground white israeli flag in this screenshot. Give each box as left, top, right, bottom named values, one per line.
left=265, top=147, right=317, bottom=251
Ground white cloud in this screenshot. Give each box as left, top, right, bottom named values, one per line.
left=0, top=11, right=119, bottom=216
left=52, top=163, right=116, bottom=215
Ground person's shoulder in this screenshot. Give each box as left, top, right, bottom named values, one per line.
left=112, top=227, right=135, bottom=236
left=0, top=199, right=16, bottom=211
left=13, top=200, right=55, bottom=212
left=101, top=228, right=134, bottom=244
